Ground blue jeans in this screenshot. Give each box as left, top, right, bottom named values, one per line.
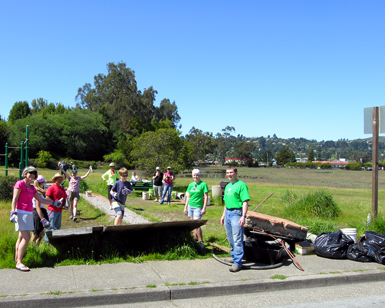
left=160, top=185, right=173, bottom=204
left=224, top=208, right=244, bottom=267
left=45, top=210, right=62, bottom=242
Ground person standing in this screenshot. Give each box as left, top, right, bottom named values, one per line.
left=184, top=169, right=209, bottom=248
left=152, top=167, right=163, bottom=202
left=45, top=173, right=67, bottom=234
left=110, top=167, right=133, bottom=225
left=101, top=163, right=119, bottom=210
left=59, top=162, right=91, bottom=221
left=10, top=166, right=62, bottom=271
left=220, top=166, right=250, bottom=272
left=32, top=175, right=51, bottom=244
left=159, top=166, right=174, bottom=205
left=69, top=162, right=78, bottom=174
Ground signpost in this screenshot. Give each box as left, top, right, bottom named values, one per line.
left=364, top=106, right=385, bottom=218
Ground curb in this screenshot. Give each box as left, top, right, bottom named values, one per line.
left=2, top=269, right=385, bottom=307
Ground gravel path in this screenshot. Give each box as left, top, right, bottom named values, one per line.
left=81, top=193, right=150, bottom=224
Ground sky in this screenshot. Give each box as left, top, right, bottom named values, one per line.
left=1, top=1, right=385, bottom=142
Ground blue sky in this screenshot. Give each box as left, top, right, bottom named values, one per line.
left=1, top=1, right=384, bottom=141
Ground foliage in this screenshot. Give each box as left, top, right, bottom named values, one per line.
left=0, top=176, right=18, bottom=200
left=131, top=128, right=193, bottom=176
left=283, top=190, right=340, bottom=220
left=234, top=141, right=256, bottom=161
left=79, top=180, right=89, bottom=193
left=76, top=62, right=180, bottom=140
left=307, top=148, right=315, bottom=162
left=8, top=101, right=31, bottom=124
left=367, top=216, right=385, bottom=234
left=185, top=127, right=216, bottom=163
left=36, top=150, right=52, bottom=168
left=345, top=162, right=362, bottom=170
left=0, top=117, right=8, bottom=152
left=8, top=109, right=109, bottom=160
left=215, top=126, right=236, bottom=165
left=275, top=147, right=296, bottom=165
left=103, top=149, right=130, bottom=169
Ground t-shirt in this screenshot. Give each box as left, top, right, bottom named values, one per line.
left=14, top=180, right=37, bottom=212
left=153, top=172, right=163, bottom=186
left=68, top=176, right=81, bottom=192
left=186, top=180, right=209, bottom=208
left=164, top=172, right=174, bottom=186
left=46, top=184, right=67, bottom=213
left=223, top=180, right=250, bottom=210
left=111, top=180, right=133, bottom=205
left=101, top=169, right=119, bottom=186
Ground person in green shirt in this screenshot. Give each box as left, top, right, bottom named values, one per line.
left=101, top=162, right=119, bottom=209
left=184, top=169, right=209, bottom=248
left=220, top=166, right=250, bottom=272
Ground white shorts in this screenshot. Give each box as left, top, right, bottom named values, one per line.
left=15, top=211, right=34, bottom=232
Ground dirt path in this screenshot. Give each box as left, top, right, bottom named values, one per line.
left=81, top=193, right=150, bottom=224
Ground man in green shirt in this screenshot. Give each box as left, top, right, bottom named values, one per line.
left=220, top=166, right=250, bottom=272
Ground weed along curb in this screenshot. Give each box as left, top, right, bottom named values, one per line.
left=1, top=257, right=385, bottom=307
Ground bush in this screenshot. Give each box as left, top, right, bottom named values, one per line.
left=0, top=176, right=19, bottom=200
left=346, top=162, right=362, bottom=170
left=321, top=163, right=332, bottom=169
left=36, top=150, right=52, bottom=168
left=79, top=180, right=89, bottom=193
left=283, top=190, right=340, bottom=220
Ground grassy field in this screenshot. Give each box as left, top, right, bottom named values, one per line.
left=1, top=166, right=385, bottom=268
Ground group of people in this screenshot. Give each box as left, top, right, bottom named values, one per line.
left=11, top=161, right=250, bottom=273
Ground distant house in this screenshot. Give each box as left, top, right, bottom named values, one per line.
left=225, top=158, right=252, bottom=165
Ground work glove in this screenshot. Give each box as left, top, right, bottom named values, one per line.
left=41, top=218, right=50, bottom=228
left=112, top=192, right=119, bottom=200
left=10, top=211, right=17, bottom=223
left=52, top=199, right=62, bottom=208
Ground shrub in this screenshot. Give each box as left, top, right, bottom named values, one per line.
left=346, top=162, right=362, bottom=170
left=281, top=190, right=299, bottom=204
left=36, top=150, right=52, bottom=168
left=321, top=163, right=332, bottom=169
left=0, top=176, right=19, bottom=200
left=79, top=180, right=89, bottom=193
left=283, top=190, right=340, bottom=220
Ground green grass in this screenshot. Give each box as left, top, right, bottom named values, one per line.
left=1, top=166, right=385, bottom=268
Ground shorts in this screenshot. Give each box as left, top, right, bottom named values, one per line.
left=188, top=206, right=202, bottom=219
left=67, top=190, right=80, bottom=202
left=153, top=185, right=163, bottom=197
left=33, top=208, right=49, bottom=235
left=15, top=211, right=34, bottom=232
left=107, top=185, right=113, bottom=200
left=112, top=201, right=125, bottom=216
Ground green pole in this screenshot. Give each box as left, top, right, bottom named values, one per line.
left=5, top=143, right=8, bottom=176
left=19, top=141, right=24, bottom=179
left=25, top=125, right=29, bottom=168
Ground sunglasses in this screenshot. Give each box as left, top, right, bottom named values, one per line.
left=121, top=174, right=128, bottom=177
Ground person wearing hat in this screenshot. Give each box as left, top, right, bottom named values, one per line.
left=45, top=172, right=67, bottom=234
left=59, top=162, right=92, bottom=221
left=69, top=162, right=78, bottom=174
left=159, top=166, right=174, bottom=205
left=152, top=167, right=163, bottom=202
left=32, top=175, right=51, bottom=244
left=102, top=162, right=119, bottom=209
left=10, top=166, right=63, bottom=271
left=184, top=169, right=209, bottom=249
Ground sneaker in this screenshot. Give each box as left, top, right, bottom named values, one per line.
left=69, top=215, right=73, bottom=220
left=109, top=206, right=113, bottom=210
left=73, top=217, right=77, bottom=221
left=199, top=241, right=204, bottom=249
left=154, top=199, right=158, bottom=202
left=167, top=202, right=170, bottom=205
left=229, top=265, right=242, bottom=272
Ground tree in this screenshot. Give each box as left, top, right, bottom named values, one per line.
left=234, top=141, right=256, bottom=162
left=259, top=136, right=266, bottom=148
left=8, top=109, right=109, bottom=160
left=185, top=127, right=216, bottom=163
left=75, top=62, right=180, bottom=140
left=308, top=148, right=315, bottom=162
left=131, top=128, right=193, bottom=176
left=275, top=146, right=296, bottom=165
left=215, top=126, right=236, bottom=165
left=8, top=101, right=31, bottom=124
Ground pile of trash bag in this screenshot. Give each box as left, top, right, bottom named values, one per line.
left=314, top=230, right=385, bottom=264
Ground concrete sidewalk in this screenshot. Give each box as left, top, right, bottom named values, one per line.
left=1, top=254, right=385, bottom=307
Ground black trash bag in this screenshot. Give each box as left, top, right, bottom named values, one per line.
left=347, top=243, right=373, bottom=262
left=314, top=230, right=354, bottom=259
left=361, top=231, right=385, bottom=251
left=374, top=247, right=385, bottom=265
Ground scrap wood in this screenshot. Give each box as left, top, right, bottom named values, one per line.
left=253, top=192, right=274, bottom=212
left=210, top=242, right=231, bottom=253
